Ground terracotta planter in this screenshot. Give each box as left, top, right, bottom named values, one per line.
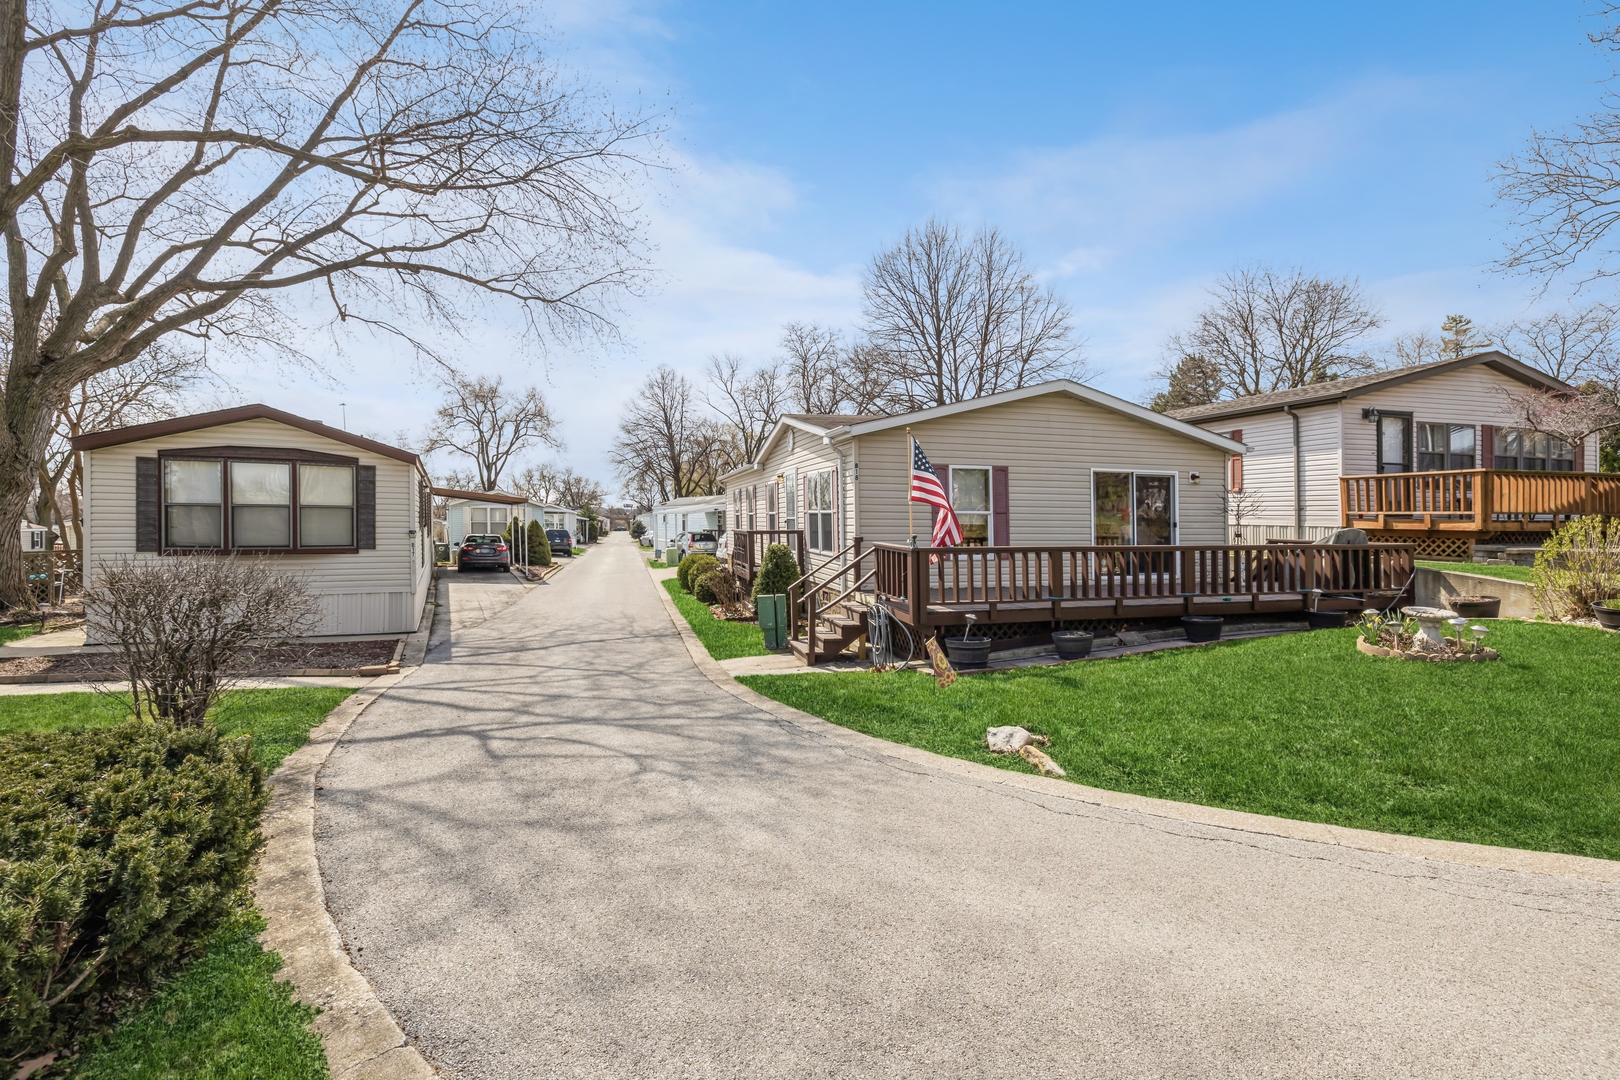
left=944, top=636, right=993, bottom=669
left=1594, top=602, right=1620, bottom=631
left=1051, top=630, right=1094, bottom=661
left=1449, top=595, right=1501, bottom=620
left=1181, top=616, right=1224, bottom=643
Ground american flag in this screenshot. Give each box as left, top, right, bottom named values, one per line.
left=910, top=437, right=962, bottom=547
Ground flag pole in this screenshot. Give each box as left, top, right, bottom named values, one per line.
left=906, top=427, right=915, bottom=545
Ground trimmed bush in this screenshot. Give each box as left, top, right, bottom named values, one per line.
left=630, top=520, right=647, bottom=540
left=693, top=568, right=724, bottom=605
left=1531, top=516, right=1620, bottom=619
left=677, top=553, right=719, bottom=593
left=508, top=519, right=551, bottom=566
left=0, top=721, right=267, bottom=1061
left=752, top=543, right=800, bottom=598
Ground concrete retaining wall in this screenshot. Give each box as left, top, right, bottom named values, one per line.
left=1414, top=566, right=1536, bottom=619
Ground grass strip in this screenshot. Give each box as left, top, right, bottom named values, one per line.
left=661, top=577, right=769, bottom=660
left=740, top=621, right=1620, bottom=860
left=69, top=908, right=327, bottom=1080
left=1417, top=560, right=1535, bottom=583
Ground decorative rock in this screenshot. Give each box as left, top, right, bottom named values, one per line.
left=986, top=725, right=1031, bottom=754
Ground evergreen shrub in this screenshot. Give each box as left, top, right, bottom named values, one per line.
left=752, top=543, right=799, bottom=598
left=677, top=554, right=718, bottom=593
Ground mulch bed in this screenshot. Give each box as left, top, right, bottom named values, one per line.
left=0, top=639, right=400, bottom=680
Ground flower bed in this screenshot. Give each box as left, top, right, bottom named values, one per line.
left=1354, top=609, right=1499, bottom=663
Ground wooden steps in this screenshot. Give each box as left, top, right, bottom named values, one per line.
left=788, top=597, right=869, bottom=664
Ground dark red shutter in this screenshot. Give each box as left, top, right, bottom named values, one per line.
left=1576, top=437, right=1587, bottom=472
left=135, top=457, right=160, bottom=552
left=991, top=466, right=1009, bottom=545
left=1229, top=431, right=1243, bottom=492
left=1480, top=425, right=1494, bottom=468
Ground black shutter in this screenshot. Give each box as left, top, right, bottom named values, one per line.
left=357, top=465, right=376, bottom=549
left=136, top=457, right=160, bottom=552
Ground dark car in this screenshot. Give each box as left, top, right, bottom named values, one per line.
left=457, top=533, right=510, bottom=572
left=545, top=529, right=575, bottom=557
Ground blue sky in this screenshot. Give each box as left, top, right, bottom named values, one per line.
left=227, top=1, right=1615, bottom=495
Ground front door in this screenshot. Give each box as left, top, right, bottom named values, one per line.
left=1377, top=414, right=1412, bottom=473
left=1135, top=474, right=1175, bottom=545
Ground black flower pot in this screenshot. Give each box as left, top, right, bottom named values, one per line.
left=1052, top=630, right=1094, bottom=660
left=1181, top=615, right=1224, bottom=643
left=1449, top=596, right=1501, bottom=620
left=1307, top=610, right=1347, bottom=630
left=1594, top=602, right=1620, bottom=630
left=944, top=636, right=993, bottom=669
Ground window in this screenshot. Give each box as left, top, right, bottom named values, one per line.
left=1495, top=429, right=1574, bottom=471
left=766, top=483, right=778, bottom=531
left=231, top=461, right=291, bottom=547
left=951, top=467, right=991, bottom=546
left=163, top=456, right=357, bottom=550
left=469, top=506, right=509, bottom=534
left=783, top=468, right=798, bottom=530
left=164, top=459, right=223, bottom=548
left=806, top=470, right=834, bottom=552
left=1418, top=424, right=1476, bottom=471
left=1093, top=472, right=1175, bottom=545
left=301, top=465, right=355, bottom=546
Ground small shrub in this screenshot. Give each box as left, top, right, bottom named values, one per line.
left=752, top=543, right=800, bottom=598
left=86, top=556, right=319, bottom=726
left=522, top=519, right=552, bottom=566
left=698, top=568, right=750, bottom=616
left=630, top=520, right=646, bottom=540
left=677, top=553, right=718, bottom=593
left=0, top=721, right=267, bottom=1061
left=1530, top=516, right=1620, bottom=620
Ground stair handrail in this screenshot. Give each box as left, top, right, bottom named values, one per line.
left=805, top=565, right=877, bottom=666
left=820, top=566, right=877, bottom=615
left=787, top=537, right=865, bottom=639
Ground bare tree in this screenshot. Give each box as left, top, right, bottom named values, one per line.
left=702, top=352, right=783, bottom=461
left=510, top=463, right=607, bottom=508
left=0, top=0, right=655, bottom=606
left=1440, top=315, right=1489, bottom=360
left=423, top=374, right=560, bottom=491
left=87, top=555, right=319, bottom=726
left=778, top=323, right=847, bottom=414
left=610, top=366, right=729, bottom=501
left=38, top=345, right=206, bottom=551
left=1499, top=385, right=1620, bottom=449
left=1494, top=304, right=1620, bottom=384
left=1164, top=265, right=1384, bottom=398
left=861, top=219, right=1084, bottom=411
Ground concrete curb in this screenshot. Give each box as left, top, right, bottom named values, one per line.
left=648, top=562, right=1620, bottom=886
left=254, top=673, right=438, bottom=1079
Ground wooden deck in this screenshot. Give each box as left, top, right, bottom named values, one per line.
left=1340, top=468, right=1620, bottom=537
left=869, top=541, right=1415, bottom=630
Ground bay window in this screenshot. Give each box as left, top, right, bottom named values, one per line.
left=231, top=462, right=291, bottom=547
left=164, top=459, right=223, bottom=548
left=161, top=454, right=358, bottom=551
left=300, top=465, right=356, bottom=546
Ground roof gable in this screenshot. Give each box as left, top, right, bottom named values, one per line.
left=72, top=403, right=424, bottom=468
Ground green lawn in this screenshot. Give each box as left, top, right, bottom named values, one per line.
left=1418, top=560, right=1535, bottom=583
left=741, top=621, right=1620, bottom=860
left=0, top=687, right=352, bottom=1077
left=662, top=577, right=770, bottom=660
left=0, top=623, right=41, bottom=644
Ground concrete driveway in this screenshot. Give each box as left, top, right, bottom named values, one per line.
left=317, top=533, right=1620, bottom=1079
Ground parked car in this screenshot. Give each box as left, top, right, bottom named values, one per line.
left=457, top=533, right=509, bottom=572
left=545, top=528, right=575, bottom=557
left=672, top=530, right=719, bottom=562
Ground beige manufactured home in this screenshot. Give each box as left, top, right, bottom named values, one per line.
left=74, top=404, right=434, bottom=639
left=1168, top=351, right=1612, bottom=556
left=722, top=380, right=1246, bottom=558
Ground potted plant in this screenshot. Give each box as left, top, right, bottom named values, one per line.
left=1051, top=629, right=1094, bottom=661
left=1593, top=600, right=1620, bottom=630
left=1181, top=615, right=1223, bottom=642
left=1448, top=595, right=1501, bottom=619
left=943, top=615, right=993, bottom=669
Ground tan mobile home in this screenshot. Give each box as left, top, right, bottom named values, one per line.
left=74, top=404, right=434, bottom=639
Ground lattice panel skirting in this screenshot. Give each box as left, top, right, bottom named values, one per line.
left=930, top=618, right=1126, bottom=642
left=1482, top=532, right=1551, bottom=547
left=1371, top=533, right=1471, bottom=560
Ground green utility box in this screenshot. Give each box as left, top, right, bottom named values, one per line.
left=757, top=593, right=788, bottom=649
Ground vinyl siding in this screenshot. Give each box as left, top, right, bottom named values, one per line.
left=1341, top=365, right=1599, bottom=475
left=850, top=393, right=1231, bottom=546
left=746, top=425, right=844, bottom=543
left=83, top=417, right=429, bottom=638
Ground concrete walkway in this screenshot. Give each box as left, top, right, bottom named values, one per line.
left=316, top=533, right=1620, bottom=1079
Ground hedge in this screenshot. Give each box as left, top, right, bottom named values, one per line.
left=677, top=553, right=718, bottom=593
left=0, top=721, right=267, bottom=1061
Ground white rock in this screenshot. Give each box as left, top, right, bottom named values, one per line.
left=985, top=726, right=1031, bottom=754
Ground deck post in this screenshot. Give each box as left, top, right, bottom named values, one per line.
left=806, top=591, right=818, bottom=666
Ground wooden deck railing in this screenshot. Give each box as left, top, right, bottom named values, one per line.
left=870, top=541, right=1415, bottom=628
left=1340, top=468, right=1620, bottom=533
left=728, top=529, right=806, bottom=583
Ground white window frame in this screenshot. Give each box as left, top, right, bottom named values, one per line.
left=1089, top=468, right=1178, bottom=545
left=948, top=464, right=993, bottom=547
left=806, top=469, right=835, bottom=553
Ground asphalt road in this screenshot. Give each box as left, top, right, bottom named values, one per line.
left=317, top=533, right=1620, bottom=1079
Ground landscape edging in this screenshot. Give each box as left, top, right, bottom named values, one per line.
left=254, top=673, right=437, bottom=1080
left=647, top=561, right=1620, bottom=885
